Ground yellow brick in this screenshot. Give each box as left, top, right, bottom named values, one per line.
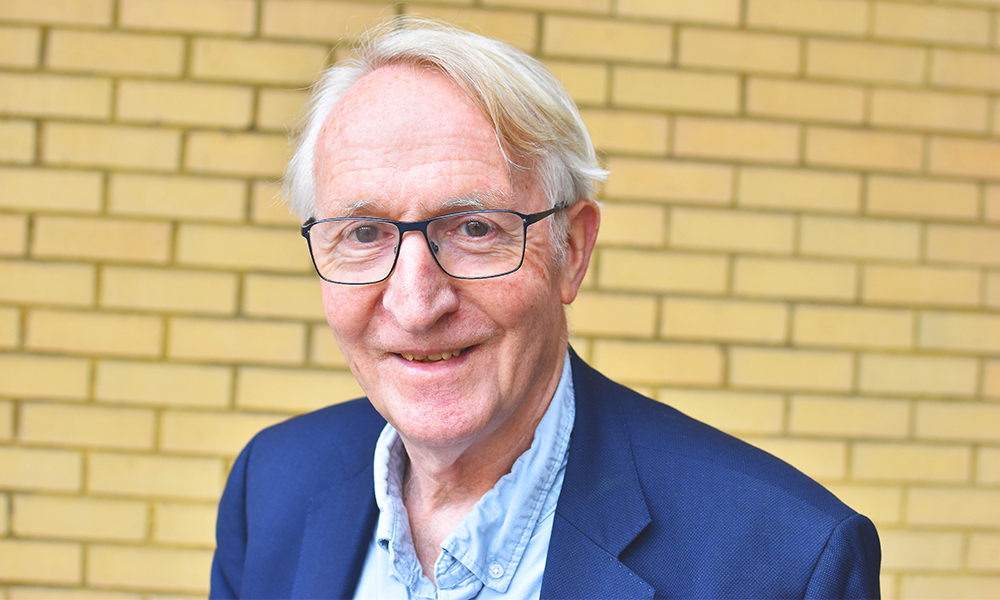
left=747, top=78, right=865, bottom=124
left=33, top=216, right=171, bottom=263
left=0, top=354, right=89, bottom=400
left=185, top=131, right=288, bottom=178
left=928, top=224, right=1000, bottom=267
left=879, top=530, right=964, bottom=570
left=257, top=88, right=308, bottom=131
left=46, top=30, right=183, bottom=76
left=874, top=2, right=989, bottom=47
left=251, top=180, right=299, bottom=225
left=7, top=588, right=148, bottom=600
left=864, top=265, right=980, bottom=308
left=747, top=0, right=867, bottom=35
left=902, top=575, right=1000, bottom=600
left=13, top=495, right=147, bottom=541
left=154, top=502, right=217, bottom=546
left=580, top=109, right=668, bottom=155
left=613, top=66, right=739, bottom=114
left=932, top=48, right=1000, bottom=91
left=617, top=0, right=740, bottom=24
left=744, top=437, right=847, bottom=480
left=670, top=207, right=794, bottom=253
left=0, top=261, right=95, bottom=306
left=120, top=0, right=256, bottom=34
left=871, top=89, right=988, bottom=133
left=920, top=311, right=1000, bottom=353
left=808, top=39, right=926, bottom=85
left=543, top=16, right=673, bottom=63
left=0, top=540, right=81, bottom=585
left=544, top=60, right=608, bottom=105
left=734, top=257, right=856, bottom=301
left=568, top=292, right=656, bottom=337
left=679, top=27, right=798, bottom=74
left=730, top=347, right=853, bottom=392
left=109, top=173, right=246, bottom=222
left=0, top=447, right=81, bottom=492
left=0, top=492, right=7, bottom=531
left=824, top=484, right=902, bottom=524
left=88, top=452, right=223, bottom=500
left=237, top=366, right=364, bottom=411
left=117, top=80, right=252, bottom=128
left=800, top=216, right=920, bottom=261
left=243, top=273, right=328, bottom=320
left=867, top=176, right=979, bottom=221
left=853, top=443, right=970, bottom=483
left=657, top=389, right=784, bottom=434
left=806, top=127, right=923, bottom=172
left=592, top=340, right=723, bottom=386
left=916, top=401, right=1000, bottom=443
left=662, top=298, right=786, bottom=343
left=930, top=136, right=1000, bottom=179
left=0, top=26, right=40, bottom=67
left=42, top=122, right=180, bottom=171
left=402, top=8, right=536, bottom=53
left=161, top=410, right=284, bottom=455
left=261, top=0, right=392, bottom=42
left=0, top=309, right=16, bottom=348
left=0, top=119, right=35, bottom=163
left=907, top=487, right=1000, bottom=527
left=0, top=398, right=12, bottom=439
left=27, top=309, right=162, bottom=358
left=0, top=73, right=110, bottom=119
left=0, top=214, right=27, bottom=256
left=675, top=117, right=799, bottom=164
left=0, top=0, right=112, bottom=25
left=595, top=202, right=664, bottom=247
left=598, top=249, right=729, bottom=294
left=795, top=305, right=913, bottom=351
left=191, top=38, right=328, bottom=85
left=988, top=186, right=1000, bottom=223
left=978, top=447, right=1000, bottom=483
left=101, top=266, right=237, bottom=315
left=169, top=317, right=305, bottom=365
left=737, top=167, right=860, bottom=213
left=485, top=0, right=607, bottom=12
left=604, top=158, right=732, bottom=204
left=20, top=403, right=155, bottom=450
left=176, top=223, right=309, bottom=272
left=790, top=395, right=909, bottom=438
left=969, top=533, right=1000, bottom=571
left=986, top=360, right=1000, bottom=398
left=88, top=545, right=213, bottom=593
left=0, top=168, right=103, bottom=213
left=310, top=324, right=350, bottom=367
left=859, top=354, right=978, bottom=396
left=95, top=360, right=231, bottom=408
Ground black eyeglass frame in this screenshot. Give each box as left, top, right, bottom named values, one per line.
left=301, top=203, right=567, bottom=285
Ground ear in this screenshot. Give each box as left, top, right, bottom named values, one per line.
left=559, top=199, right=600, bottom=304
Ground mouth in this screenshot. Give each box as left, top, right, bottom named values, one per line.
left=398, top=347, right=468, bottom=363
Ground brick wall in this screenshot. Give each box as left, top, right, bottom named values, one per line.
left=1, top=0, right=998, bottom=597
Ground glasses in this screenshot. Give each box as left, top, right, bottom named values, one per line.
left=301, top=205, right=565, bottom=285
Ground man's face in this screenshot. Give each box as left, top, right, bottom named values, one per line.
left=313, top=64, right=582, bottom=455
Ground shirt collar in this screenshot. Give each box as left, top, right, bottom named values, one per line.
left=371, top=350, right=576, bottom=594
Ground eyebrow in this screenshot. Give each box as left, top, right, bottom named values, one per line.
left=330, top=190, right=511, bottom=219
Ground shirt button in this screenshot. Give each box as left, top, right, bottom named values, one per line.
left=488, top=563, right=504, bottom=579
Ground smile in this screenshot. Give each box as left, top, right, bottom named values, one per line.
left=399, top=348, right=465, bottom=363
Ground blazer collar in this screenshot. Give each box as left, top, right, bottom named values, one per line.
left=540, top=349, right=654, bottom=599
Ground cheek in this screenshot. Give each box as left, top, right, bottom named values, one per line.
left=320, top=284, right=370, bottom=345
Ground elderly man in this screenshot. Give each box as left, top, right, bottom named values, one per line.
left=211, top=20, right=880, bottom=600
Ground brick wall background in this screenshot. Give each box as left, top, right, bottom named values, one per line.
left=1, top=0, right=998, bottom=597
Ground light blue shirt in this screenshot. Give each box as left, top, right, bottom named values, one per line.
left=353, top=352, right=575, bottom=600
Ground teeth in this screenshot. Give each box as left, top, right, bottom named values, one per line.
left=401, top=349, right=463, bottom=362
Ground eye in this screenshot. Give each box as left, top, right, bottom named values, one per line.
left=458, top=219, right=491, bottom=237
left=351, top=224, right=380, bottom=243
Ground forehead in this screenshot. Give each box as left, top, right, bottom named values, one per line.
left=314, top=64, right=520, bottom=217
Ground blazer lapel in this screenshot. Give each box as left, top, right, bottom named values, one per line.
left=290, top=455, right=379, bottom=599
left=541, top=351, right=655, bottom=599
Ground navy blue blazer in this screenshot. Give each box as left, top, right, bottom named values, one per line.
left=211, top=351, right=881, bottom=599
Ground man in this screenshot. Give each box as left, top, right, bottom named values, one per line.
left=211, top=19, right=880, bottom=599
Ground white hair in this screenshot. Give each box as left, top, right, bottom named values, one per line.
left=283, top=18, right=607, bottom=254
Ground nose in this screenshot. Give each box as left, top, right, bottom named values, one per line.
left=380, top=231, right=459, bottom=332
